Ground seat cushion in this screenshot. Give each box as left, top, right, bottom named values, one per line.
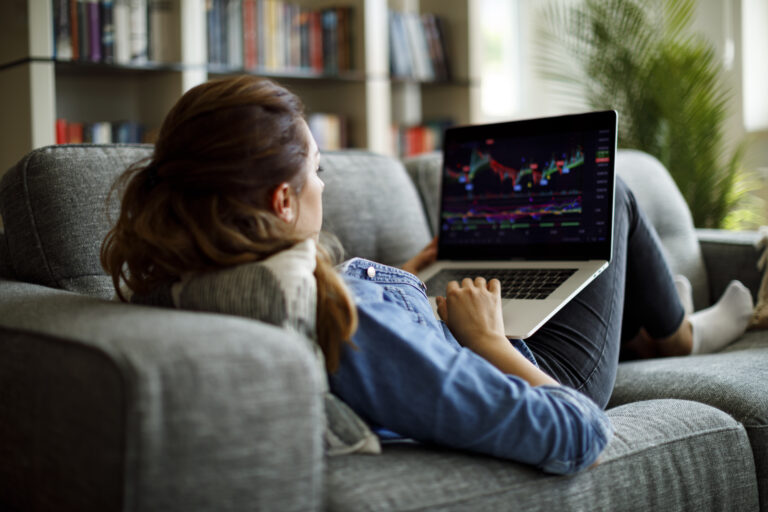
left=0, top=144, right=154, bottom=298
left=320, top=150, right=432, bottom=266
left=403, top=149, right=710, bottom=310
left=326, top=399, right=757, bottom=511
left=609, top=330, right=768, bottom=509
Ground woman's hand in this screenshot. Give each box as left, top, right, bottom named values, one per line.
left=436, top=277, right=506, bottom=350
left=436, top=277, right=559, bottom=387
left=400, top=236, right=438, bottom=275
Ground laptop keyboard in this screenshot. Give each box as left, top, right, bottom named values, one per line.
left=424, top=268, right=577, bottom=300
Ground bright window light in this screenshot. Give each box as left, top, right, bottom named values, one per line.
left=742, top=0, right=768, bottom=132
left=479, top=0, right=521, bottom=121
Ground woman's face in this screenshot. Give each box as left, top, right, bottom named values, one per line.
left=293, top=120, right=325, bottom=239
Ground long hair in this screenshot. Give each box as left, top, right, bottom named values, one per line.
left=100, top=76, right=357, bottom=372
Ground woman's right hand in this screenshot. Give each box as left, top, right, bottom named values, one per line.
left=436, top=277, right=559, bottom=387
left=436, top=277, right=507, bottom=351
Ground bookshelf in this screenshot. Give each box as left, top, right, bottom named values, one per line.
left=0, top=0, right=481, bottom=176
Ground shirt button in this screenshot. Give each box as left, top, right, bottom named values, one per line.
left=367, top=266, right=376, bottom=278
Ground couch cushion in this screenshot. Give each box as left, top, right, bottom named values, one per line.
left=609, top=330, right=768, bottom=509
left=326, top=399, right=757, bottom=511
left=403, top=149, right=710, bottom=310
left=0, top=144, right=154, bottom=298
left=320, top=150, right=432, bottom=266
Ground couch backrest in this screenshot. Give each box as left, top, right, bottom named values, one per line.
left=403, top=149, right=710, bottom=310
left=0, top=232, right=13, bottom=280
left=0, top=144, right=154, bottom=298
left=0, top=145, right=433, bottom=298
left=319, top=150, right=432, bottom=266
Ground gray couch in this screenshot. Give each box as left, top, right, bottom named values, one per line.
left=0, top=144, right=766, bottom=511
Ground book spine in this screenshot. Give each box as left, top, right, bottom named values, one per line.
left=149, top=0, right=178, bottom=63
left=77, top=0, right=89, bottom=61
left=309, top=10, right=322, bottom=72
left=56, top=119, right=68, bottom=144
left=68, top=122, right=84, bottom=143
left=113, top=0, right=130, bottom=63
left=54, top=0, right=74, bottom=59
left=101, top=0, right=115, bottom=62
left=228, top=0, right=243, bottom=68
left=256, top=0, right=264, bottom=67
left=87, top=0, right=102, bottom=62
left=129, top=0, right=148, bottom=63
left=69, top=0, right=80, bottom=60
left=243, top=0, right=256, bottom=69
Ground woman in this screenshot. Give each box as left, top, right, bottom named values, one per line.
left=101, top=75, right=753, bottom=475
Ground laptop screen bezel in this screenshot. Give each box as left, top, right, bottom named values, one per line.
left=436, top=110, right=618, bottom=262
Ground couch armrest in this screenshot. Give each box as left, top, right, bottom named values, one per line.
left=0, top=280, right=325, bottom=512
left=697, top=229, right=763, bottom=304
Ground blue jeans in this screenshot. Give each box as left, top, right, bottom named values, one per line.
left=523, top=177, right=685, bottom=408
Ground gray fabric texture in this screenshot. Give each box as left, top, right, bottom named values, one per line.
left=609, top=330, right=768, bottom=510
left=0, top=232, right=13, bottom=279
left=326, top=399, right=757, bottom=511
left=697, top=228, right=763, bottom=305
left=402, top=149, right=710, bottom=310
left=131, top=251, right=381, bottom=457
left=0, top=326, right=125, bottom=512
left=0, top=144, right=154, bottom=299
left=320, top=150, right=432, bottom=266
left=0, top=279, right=325, bottom=512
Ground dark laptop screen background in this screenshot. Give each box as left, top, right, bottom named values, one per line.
left=438, top=111, right=617, bottom=261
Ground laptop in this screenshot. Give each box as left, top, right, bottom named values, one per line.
left=418, top=110, right=618, bottom=338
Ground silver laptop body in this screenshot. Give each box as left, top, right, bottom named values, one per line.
left=418, top=110, right=618, bottom=339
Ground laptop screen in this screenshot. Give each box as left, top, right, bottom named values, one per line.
left=438, top=110, right=617, bottom=261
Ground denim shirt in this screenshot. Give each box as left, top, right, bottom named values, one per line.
left=330, top=258, right=613, bottom=475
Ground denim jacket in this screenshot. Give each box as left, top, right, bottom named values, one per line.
left=330, top=258, right=613, bottom=475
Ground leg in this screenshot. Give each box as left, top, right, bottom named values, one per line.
left=524, top=177, right=686, bottom=409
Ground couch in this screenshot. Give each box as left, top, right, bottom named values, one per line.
left=0, top=144, right=766, bottom=511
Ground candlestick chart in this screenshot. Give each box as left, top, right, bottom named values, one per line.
left=441, top=146, right=585, bottom=232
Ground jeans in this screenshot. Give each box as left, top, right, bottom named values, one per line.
left=523, top=177, right=685, bottom=408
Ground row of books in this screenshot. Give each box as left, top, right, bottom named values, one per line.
left=389, top=11, right=451, bottom=82
left=207, top=0, right=354, bottom=74
left=55, top=119, right=147, bottom=144
left=52, top=0, right=179, bottom=64
left=307, top=113, right=347, bottom=151
left=392, top=120, right=452, bottom=158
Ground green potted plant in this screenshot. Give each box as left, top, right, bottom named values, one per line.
left=536, top=0, right=761, bottom=228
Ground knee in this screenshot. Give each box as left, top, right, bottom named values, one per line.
left=614, top=175, right=638, bottom=217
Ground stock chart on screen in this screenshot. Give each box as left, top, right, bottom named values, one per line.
left=440, top=129, right=613, bottom=248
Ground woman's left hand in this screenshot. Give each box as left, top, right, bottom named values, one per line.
left=400, top=236, right=438, bottom=275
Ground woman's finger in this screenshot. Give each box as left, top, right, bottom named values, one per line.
left=474, top=276, right=487, bottom=288
left=446, top=280, right=460, bottom=295
left=462, top=277, right=474, bottom=288
left=436, top=296, right=447, bottom=321
left=488, top=278, right=501, bottom=294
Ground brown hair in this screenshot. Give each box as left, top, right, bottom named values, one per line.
left=100, top=75, right=357, bottom=372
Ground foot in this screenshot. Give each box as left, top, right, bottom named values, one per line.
left=674, top=275, right=694, bottom=316
left=690, top=280, right=753, bottom=354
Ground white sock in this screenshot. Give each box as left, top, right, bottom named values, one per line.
left=690, top=280, right=754, bottom=354
left=674, top=275, right=694, bottom=316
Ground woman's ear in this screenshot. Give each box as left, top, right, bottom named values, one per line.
left=271, top=182, right=296, bottom=223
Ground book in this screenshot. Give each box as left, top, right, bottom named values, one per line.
left=56, top=119, right=68, bottom=144
left=53, top=0, right=74, bottom=59
left=69, top=0, right=80, bottom=59
left=87, top=0, right=102, bottom=62
left=129, top=0, right=148, bottom=63
left=113, top=0, right=131, bottom=63
left=149, top=0, right=179, bottom=63
left=101, top=0, right=115, bottom=62
left=227, top=0, right=243, bottom=68
left=77, top=0, right=89, bottom=61
left=243, top=0, right=258, bottom=69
